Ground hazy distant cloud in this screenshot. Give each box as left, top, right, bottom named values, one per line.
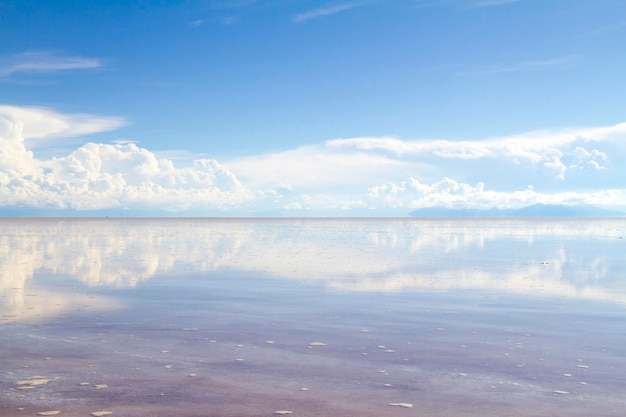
left=0, top=51, right=102, bottom=78
left=292, top=3, right=363, bottom=23
left=226, top=143, right=415, bottom=192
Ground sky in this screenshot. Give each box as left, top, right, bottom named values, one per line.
left=1, top=0, right=626, bottom=216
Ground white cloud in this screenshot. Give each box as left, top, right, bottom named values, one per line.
left=366, top=177, right=624, bottom=210
left=226, top=144, right=420, bottom=192
left=0, top=51, right=101, bottom=78
left=1, top=104, right=626, bottom=214
left=0, top=105, right=251, bottom=211
left=292, top=3, right=363, bottom=23
left=326, top=123, right=626, bottom=180
left=39, top=142, right=251, bottom=211
left=0, top=105, right=125, bottom=140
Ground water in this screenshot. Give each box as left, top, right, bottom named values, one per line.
left=1, top=218, right=625, bottom=416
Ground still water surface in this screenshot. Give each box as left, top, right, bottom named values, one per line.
left=1, top=218, right=625, bottom=416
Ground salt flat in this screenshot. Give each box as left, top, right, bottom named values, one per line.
left=1, top=218, right=625, bottom=416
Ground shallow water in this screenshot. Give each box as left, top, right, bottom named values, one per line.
left=1, top=218, right=625, bottom=416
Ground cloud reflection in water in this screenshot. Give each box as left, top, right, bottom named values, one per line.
left=1, top=218, right=624, bottom=321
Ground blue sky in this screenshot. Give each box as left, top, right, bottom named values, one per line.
left=1, top=0, right=626, bottom=215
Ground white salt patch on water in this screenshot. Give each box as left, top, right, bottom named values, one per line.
left=309, top=342, right=327, bottom=346
left=37, top=412, right=61, bottom=416
left=16, top=378, right=53, bottom=386
left=274, top=411, right=293, bottom=415
left=389, top=403, right=413, bottom=408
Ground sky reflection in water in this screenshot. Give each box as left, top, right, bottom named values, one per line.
left=1, top=219, right=625, bottom=416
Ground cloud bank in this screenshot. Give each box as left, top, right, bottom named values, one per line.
left=1, top=104, right=625, bottom=215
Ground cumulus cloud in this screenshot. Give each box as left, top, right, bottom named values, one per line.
left=366, top=177, right=623, bottom=210
left=0, top=105, right=250, bottom=212
left=0, top=51, right=101, bottom=78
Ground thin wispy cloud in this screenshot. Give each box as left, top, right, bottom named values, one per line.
left=458, top=55, right=578, bottom=76
left=222, top=16, right=239, bottom=25
left=0, top=51, right=101, bottom=78
left=472, top=0, right=522, bottom=8
left=437, top=0, right=523, bottom=11
left=292, top=3, right=363, bottom=23
left=209, top=0, right=258, bottom=10
left=190, top=19, right=206, bottom=27
left=570, top=20, right=626, bottom=41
